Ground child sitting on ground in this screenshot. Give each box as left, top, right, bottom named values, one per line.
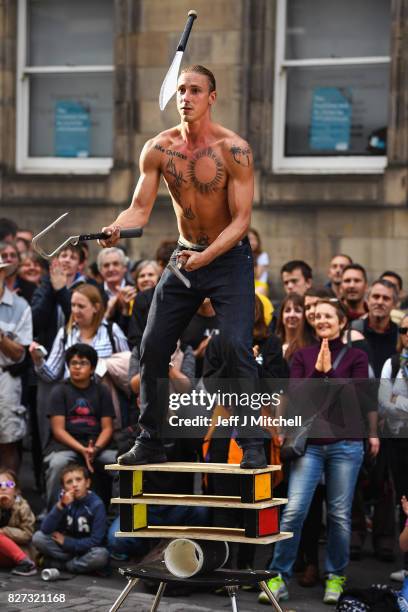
left=32, top=463, right=109, bottom=574
left=0, top=468, right=37, bottom=576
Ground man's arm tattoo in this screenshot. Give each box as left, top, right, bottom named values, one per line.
left=230, top=145, right=252, bottom=167
left=187, top=147, right=224, bottom=195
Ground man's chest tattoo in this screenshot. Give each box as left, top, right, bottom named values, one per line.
left=155, top=144, right=187, bottom=160
left=166, top=157, right=187, bottom=199
left=196, top=233, right=209, bottom=246
left=187, top=147, right=224, bottom=195
left=182, top=205, right=196, bottom=220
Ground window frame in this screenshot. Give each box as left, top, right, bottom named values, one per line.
left=16, top=0, right=114, bottom=175
left=273, top=0, right=391, bottom=174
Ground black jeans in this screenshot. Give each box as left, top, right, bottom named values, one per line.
left=138, top=238, right=263, bottom=447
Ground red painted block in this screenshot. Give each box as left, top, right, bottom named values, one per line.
left=244, top=506, right=280, bottom=538
left=258, top=507, right=279, bottom=536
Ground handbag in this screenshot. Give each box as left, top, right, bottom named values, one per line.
left=280, top=344, right=349, bottom=462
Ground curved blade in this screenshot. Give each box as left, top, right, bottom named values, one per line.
left=159, top=51, right=183, bottom=111
left=167, top=261, right=191, bottom=288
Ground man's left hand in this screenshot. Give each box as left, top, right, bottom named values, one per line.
left=177, top=251, right=207, bottom=272
left=368, top=436, right=380, bottom=457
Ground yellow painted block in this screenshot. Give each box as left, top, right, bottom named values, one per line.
left=254, top=473, right=271, bottom=501
left=132, top=471, right=143, bottom=496
left=133, top=504, right=147, bottom=529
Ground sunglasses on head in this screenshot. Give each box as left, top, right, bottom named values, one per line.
left=0, top=480, right=15, bottom=489
left=399, top=327, right=408, bottom=335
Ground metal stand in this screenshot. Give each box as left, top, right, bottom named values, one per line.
left=109, top=565, right=285, bottom=612
left=259, top=580, right=285, bottom=612
left=109, top=577, right=139, bottom=612
left=226, top=585, right=240, bottom=611
left=151, top=582, right=166, bottom=611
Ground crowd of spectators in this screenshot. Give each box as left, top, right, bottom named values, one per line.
left=0, top=216, right=407, bottom=606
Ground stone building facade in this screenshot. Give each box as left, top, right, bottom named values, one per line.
left=0, top=0, right=407, bottom=295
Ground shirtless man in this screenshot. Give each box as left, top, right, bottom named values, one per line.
left=101, top=65, right=266, bottom=468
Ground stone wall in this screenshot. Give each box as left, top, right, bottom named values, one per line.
left=0, top=0, right=407, bottom=291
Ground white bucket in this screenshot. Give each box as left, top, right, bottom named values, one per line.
left=164, top=538, right=229, bottom=578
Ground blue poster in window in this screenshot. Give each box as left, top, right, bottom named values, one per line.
left=55, top=101, right=90, bottom=157
left=310, top=87, right=351, bottom=152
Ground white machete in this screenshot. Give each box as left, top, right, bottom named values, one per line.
left=159, top=10, right=198, bottom=111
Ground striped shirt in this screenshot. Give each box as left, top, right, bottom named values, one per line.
left=0, top=287, right=32, bottom=368
left=35, top=320, right=129, bottom=383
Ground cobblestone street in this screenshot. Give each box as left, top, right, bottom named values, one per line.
left=0, top=542, right=403, bottom=612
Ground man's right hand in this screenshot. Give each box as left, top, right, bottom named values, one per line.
left=50, top=259, right=67, bottom=291
left=29, top=342, right=44, bottom=367
left=99, top=225, right=121, bottom=248
left=57, top=489, right=74, bottom=509
left=194, top=336, right=211, bottom=359
left=82, top=443, right=95, bottom=473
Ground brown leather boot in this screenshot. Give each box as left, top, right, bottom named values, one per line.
left=298, top=563, right=319, bottom=587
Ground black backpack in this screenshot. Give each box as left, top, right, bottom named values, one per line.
left=336, top=585, right=399, bottom=611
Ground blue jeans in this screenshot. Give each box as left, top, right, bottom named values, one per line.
left=138, top=239, right=263, bottom=446
left=43, top=449, right=117, bottom=509
left=108, top=504, right=210, bottom=557
left=32, top=531, right=109, bottom=573
left=270, top=440, right=364, bottom=580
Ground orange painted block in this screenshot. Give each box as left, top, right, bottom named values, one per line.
left=254, top=473, right=272, bottom=501
left=240, top=473, right=273, bottom=503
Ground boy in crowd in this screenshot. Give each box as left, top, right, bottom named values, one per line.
left=43, top=343, right=116, bottom=508
left=33, top=463, right=109, bottom=574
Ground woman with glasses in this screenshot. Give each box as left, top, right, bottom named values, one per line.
left=379, top=316, right=408, bottom=581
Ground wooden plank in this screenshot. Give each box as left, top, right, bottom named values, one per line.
left=106, top=462, right=281, bottom=475
left=111, top=494, right=288, bottom=510
left=115, top=527, right=293, bottom=545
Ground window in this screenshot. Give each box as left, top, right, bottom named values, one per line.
left=273, top=0, right=391, bottom=173
left=16, top=0, right=114, bottom=174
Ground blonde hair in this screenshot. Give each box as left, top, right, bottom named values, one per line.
left=67, top=284, right=105, bottom=337
left=397, top=314, right=408, bottom=353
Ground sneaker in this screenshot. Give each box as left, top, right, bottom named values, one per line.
left=398, top=595, right=408, bottom=612
left=11, top=559, right=37, bottom=576
left=110, top=552, right=129, bottom=562
left=258, top=574, right=289, bottom=604
left=323, top=574, right=346, bottom=604
left=391, top=569, right=408, bottom=582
